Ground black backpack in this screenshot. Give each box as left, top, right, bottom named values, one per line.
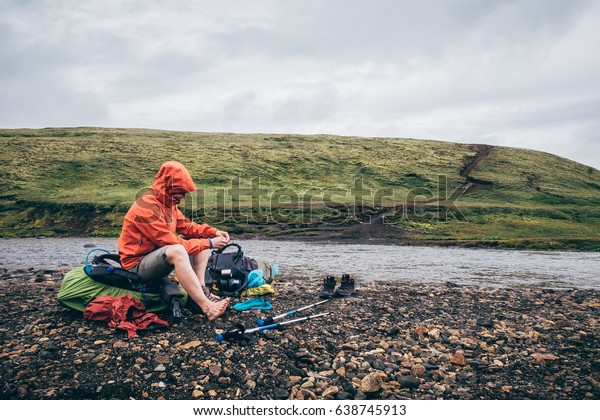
left=83, top=250, right=154, bottom=292
left=205, top=243, right=258, bottom=297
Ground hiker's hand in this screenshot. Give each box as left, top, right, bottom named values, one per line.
left=211, top=235, right=229, bottom=249
left=215, top=230, right=230, bottom=242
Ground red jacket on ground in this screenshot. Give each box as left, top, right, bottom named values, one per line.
left=83, top=294, right=169, bottom=339
left=118, top=161, right=217, bottom=270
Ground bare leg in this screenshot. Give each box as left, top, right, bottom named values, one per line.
left=192, top=248, right=211, bottom=285
left=165, top=244, right=229, bottom=321
left=192, top=249, right=218, bottom=300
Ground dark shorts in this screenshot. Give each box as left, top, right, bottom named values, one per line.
left=131, top=247, right=174, bottom=282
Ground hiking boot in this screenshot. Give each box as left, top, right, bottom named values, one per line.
left=335, top=274, right=355, bottom=297
left=319, top=275, right=336, bottom=298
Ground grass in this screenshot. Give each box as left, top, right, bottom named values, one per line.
left=464, top=146, right=600, bottom=206
left=1, top=127, right=599, bottom=250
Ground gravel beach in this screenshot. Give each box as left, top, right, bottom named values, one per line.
left=1, top=267, right=599, bottom=400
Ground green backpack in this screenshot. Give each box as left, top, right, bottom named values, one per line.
left=57, top=248, right=188, bottom=316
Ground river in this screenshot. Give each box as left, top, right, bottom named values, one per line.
left=1, top=237, right=598, bottom=289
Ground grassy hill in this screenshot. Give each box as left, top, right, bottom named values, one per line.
left=1, top=127, right=599, bottom=250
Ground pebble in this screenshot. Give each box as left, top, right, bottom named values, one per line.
left=1, top=270, right=598, bottom=401
left=450, top=351, right=467, bottom=366
left=113, top=341, right=129, bottom=350
left=399, top=376, right=421, bottom=389
left=274, top=388, right=289, bottom=399
left=360, top=372, right=383, bottom=393
left=209, top=363, right=222, bottom=376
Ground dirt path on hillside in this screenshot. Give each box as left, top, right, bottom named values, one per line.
left=460, top=144, right=494, bottom=195
left=322, top=144, right=495, bottom=240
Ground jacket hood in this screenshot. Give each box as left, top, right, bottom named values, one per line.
left=150, top=161, right=196, bottom=203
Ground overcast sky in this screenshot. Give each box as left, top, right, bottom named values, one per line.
left=1, top=0, right=599, bottom=169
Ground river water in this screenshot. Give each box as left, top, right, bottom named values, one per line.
left=0, top=237, right=598, bottom=289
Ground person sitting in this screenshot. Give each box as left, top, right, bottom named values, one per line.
left=117, top=160, right=230, bottom=320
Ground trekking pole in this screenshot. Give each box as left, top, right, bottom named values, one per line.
left=217, top=312, right=330, bottom=343
left=256, top=299, right=330, bottom=326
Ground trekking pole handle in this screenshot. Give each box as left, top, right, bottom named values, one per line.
left=216, top=330, right=242, bottom=343
left=256, top=316, right=274, bottom=327
left=217, top=323, right=269, bottom=342
left=216, top=324, right=246, bottom=343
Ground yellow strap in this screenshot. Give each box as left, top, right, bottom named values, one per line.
left=241, top=284, right=275, bottom=297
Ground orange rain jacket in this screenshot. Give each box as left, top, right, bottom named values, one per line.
left=118, top=161, right=217, bottom=270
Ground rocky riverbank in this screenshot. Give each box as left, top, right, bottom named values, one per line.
left=1, top=267, right=599, bottom=400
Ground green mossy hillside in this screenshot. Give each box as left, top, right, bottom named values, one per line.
left=1, top=127, right=599, bottom=250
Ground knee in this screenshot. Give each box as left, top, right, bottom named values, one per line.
left=165, top=244, right=189, bottom=264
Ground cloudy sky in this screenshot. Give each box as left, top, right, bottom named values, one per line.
left=1, top=0, right=599, bottom=169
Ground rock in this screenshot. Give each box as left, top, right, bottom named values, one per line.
left=301, top=378, right=315, bottom=388
left=372, top=360, right=386, bottom=371
left=428, top=328, right=441, bottom=339
left=1, top=267, right=599, bottom=401
left=154, top=355, right=170, bottom=364
left=414, top=326, right=428, bottom=335
left=410, top=364, right=426, bottom=377
left=360, top=372, right=383, bottom=393
left=336, top=391, right=354, bottom=400
left=273, top=388, right=290, bottom=399
left=450, top=351, right=467, bottom=366
left=354, top=390, right=367, bottom=400
left=113, top=341, right=129, bottom=350
left=346, top=362, right=358, bottom=370
left=422, top=362, right=439, bottom=370
left=399, top=376, right=421, bottom=389
left=477, top=317, right=494, bottom=328
left=342, top=342, right=359, bottom=350
left=386, top=326, right=400, bottom=336
left=531, top=353, right=560, bottom=362
left=209, top=363, right=222, bottom=376
left=322, top=386, right=339, bottom=398
left=180, top=341, right=202, bottom=349
left=291, top=387, right=317, bottom=400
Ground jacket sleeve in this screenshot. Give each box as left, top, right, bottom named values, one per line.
left=175, top=207, right=218, bottom=239
left=132, top=201, right=212, bottom=256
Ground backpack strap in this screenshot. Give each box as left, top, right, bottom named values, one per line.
left=84, top=264, right=160, bottom=293
left=84, top=264, right=143, bottom=286
left=92, top=253, right=122, bottom=266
